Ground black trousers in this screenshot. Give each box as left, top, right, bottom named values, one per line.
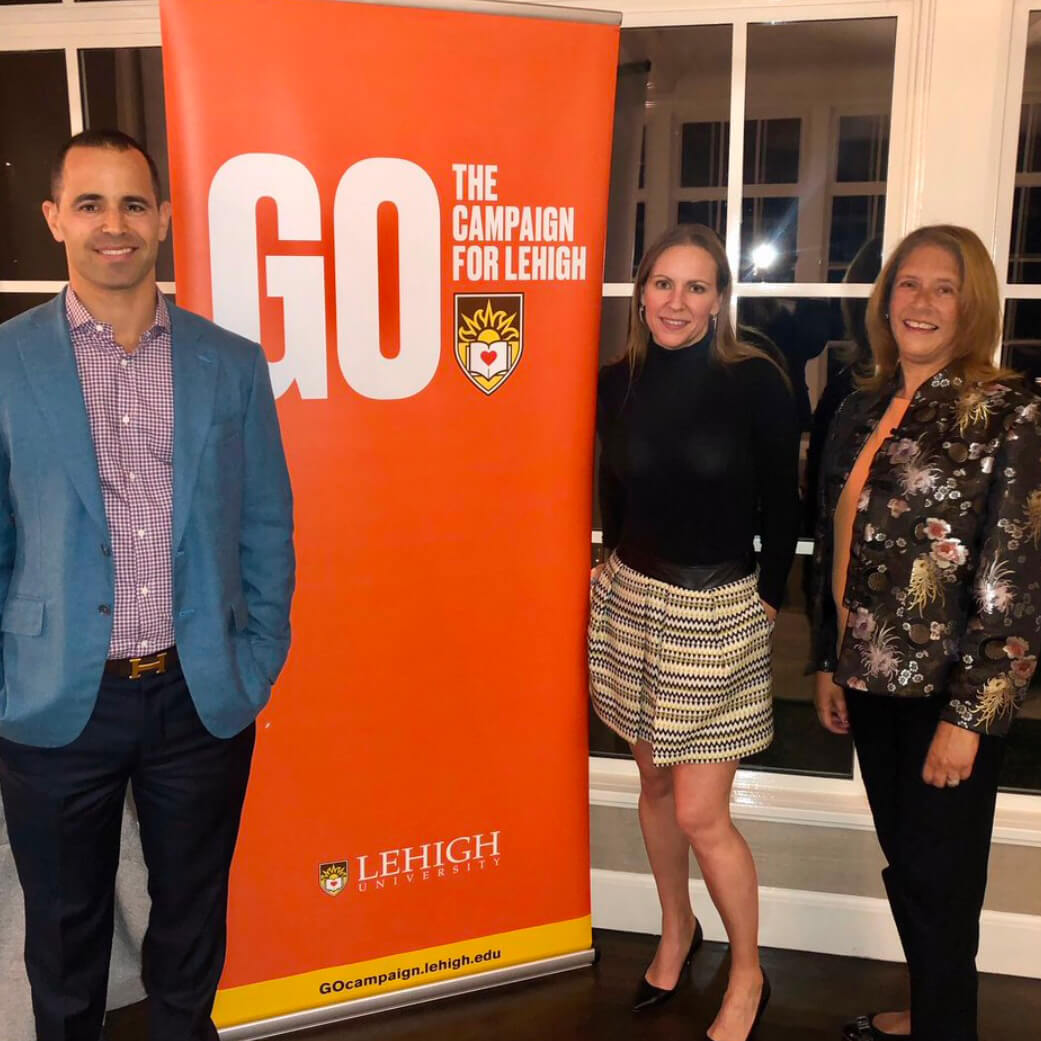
left=846, top=691, right=1005, bottom=1041
left=0, top=664, right=255, bottom=1041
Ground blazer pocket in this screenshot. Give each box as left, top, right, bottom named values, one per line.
left=209, top=419, right=242, bottom=445
left=229, top=597, right=250, bottom=633
left=1, top=595, right=44, bottom=636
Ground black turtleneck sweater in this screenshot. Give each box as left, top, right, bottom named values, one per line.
left=596, top=335, right=800, bottom=609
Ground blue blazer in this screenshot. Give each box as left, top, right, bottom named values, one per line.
left=0, top=292, right=295, bottom=747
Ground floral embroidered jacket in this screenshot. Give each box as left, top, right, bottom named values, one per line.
left=812, top=368, right=1041, bottom=736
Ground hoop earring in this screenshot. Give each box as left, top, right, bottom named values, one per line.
left=638, top=304, right=646, bottom=325
left=710, top=313, right=718, bottom=336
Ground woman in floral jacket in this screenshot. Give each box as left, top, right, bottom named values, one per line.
left=813, top=225, right=1041, bottom=1041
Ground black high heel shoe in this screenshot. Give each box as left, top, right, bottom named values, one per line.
left=705, top=970, right=770, bottom=1041
left=632, top=919, right=703, bottom=1012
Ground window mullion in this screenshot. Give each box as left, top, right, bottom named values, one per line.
left=66, top=45, right=83, bottom=136
left=725, top=17, right=748, bottom=314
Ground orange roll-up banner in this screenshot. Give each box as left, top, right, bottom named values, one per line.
left=160, top=0, right=618, bottom=1030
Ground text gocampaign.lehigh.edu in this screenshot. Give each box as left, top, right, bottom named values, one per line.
left=318, top=948, right=503, bottom=995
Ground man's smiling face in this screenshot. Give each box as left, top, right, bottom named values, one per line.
left=42, top=145, right=170, bottom=296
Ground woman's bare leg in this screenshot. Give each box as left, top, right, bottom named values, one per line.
left=631, top=740, right=698, bottom=987
left=673, top=760, right=764, bottom=1041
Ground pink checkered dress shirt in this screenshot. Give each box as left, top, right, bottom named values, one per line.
left=66, top=288, right=175, bottom=660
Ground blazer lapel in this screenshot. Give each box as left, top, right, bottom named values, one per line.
left=170, top=306, right=218, bottom=552
left=16, top=294, right=108, bottom=534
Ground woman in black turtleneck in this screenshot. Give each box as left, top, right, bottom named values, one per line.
left=589, top=224, right=799, bottom=1041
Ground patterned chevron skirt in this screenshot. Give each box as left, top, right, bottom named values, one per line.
left=589, top=553, right=774, bottom=766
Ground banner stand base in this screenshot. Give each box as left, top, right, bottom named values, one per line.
left=218, top=949, right=596, bottom=1041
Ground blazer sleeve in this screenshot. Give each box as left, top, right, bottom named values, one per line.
left=811, top=401, right=847, bottom=673
left=747, top=360, right=801, bottom=610
left=0, top=437, right=11, bottom=689
left=943, top=399, right=1041, bottom=736
left=239, top=345, right=296, bottom=685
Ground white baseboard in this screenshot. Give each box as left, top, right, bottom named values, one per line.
left=591, top=868, right=1041, bottom=979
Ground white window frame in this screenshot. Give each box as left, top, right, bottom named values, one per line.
left=1005, top=93, right=1041, bottom=286
left=0, top=1, right=170, bottom=297
left=1, top=0, right=1040, bottom=845
left=668, top=106, right=808, bottom=279
left=825, top=105, right=889, bottom=280
left=596, top=0, right=1041, bottom=848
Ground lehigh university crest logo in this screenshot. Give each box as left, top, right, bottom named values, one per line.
left=455, top=295, right=524, bottom=395
left=318, top=861, right=348, bottom=896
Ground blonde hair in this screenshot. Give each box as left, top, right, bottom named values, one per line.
left=624, top=224, right=787, bottom=384
left=862, top=224, right=1016, bottom=390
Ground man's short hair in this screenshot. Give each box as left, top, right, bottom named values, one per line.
left=51, top=129, right=165, bottom=204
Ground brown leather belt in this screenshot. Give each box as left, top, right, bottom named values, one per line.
left=104, top=646, right=179, bottom=680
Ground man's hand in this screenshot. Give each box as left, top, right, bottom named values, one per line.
left=815, top=672, right=849, bottom=734
left=761, top=600, right=778, bottom=624
left=922, top=720, right=980, bottom=789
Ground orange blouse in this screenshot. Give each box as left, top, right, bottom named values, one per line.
left=832, top=396, right=910, bottom=650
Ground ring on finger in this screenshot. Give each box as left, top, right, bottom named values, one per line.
left=946, top=777, right=960, bottom=787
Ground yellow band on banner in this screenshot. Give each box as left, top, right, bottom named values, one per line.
left=213, top=915, right=592, bottom=1026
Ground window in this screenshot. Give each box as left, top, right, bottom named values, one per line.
left=603, top=25, right=732, bottom=285
left=0, top=49, right=71, bottom=281
left=742, top=18, right=896, bottom=285
left=674, top=116, right=804, bottom=280
left=593, top=15, right=899, bottom=782
left=0, top=293, right=53, bottom=324
left=2, top=0, right=1039, bottom=808
left=0, top=35, right=171, bottom=324
left=999, top=11, right=1041, bottom=796
left=1008, top=17, right=1041, bottom=285
left=680, top=120, right=727, bottom=191
left=79, top=46, right=173, bottom=281
left=828, top=194, right=886, bottom=281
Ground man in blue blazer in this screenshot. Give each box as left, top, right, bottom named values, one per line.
left=0, top=130, right=294, bottom=1041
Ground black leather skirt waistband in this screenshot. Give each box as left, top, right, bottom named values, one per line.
left=615, top=543, right=755, bottom=592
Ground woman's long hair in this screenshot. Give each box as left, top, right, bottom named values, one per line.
left=624, top=224, right=787, bottom=384
left=862, top=224, right=1016, bottom=390
left=839, top=235, right=882, bottom=379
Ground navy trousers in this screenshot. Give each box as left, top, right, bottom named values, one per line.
left=847, top=691, right=1005, bottom=1041
left=0, top=664, right=254, bottom=1041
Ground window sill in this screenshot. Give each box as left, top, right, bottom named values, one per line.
left=589, top=755, right=1041, bottom=846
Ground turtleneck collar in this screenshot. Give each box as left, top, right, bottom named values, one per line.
left=648, top=327, right=713, bottom=358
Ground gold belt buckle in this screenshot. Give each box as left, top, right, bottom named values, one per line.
left=129, top=651, right=167, bottom=680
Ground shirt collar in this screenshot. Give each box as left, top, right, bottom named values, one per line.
left=865, top=365, right=964, bottom=410
left=65, top=286, right=171, bottom=340
left=900, top=364, right=963, bottom=405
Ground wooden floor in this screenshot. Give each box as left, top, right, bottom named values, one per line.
left=106, top=929, right=1041, bottom=1041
